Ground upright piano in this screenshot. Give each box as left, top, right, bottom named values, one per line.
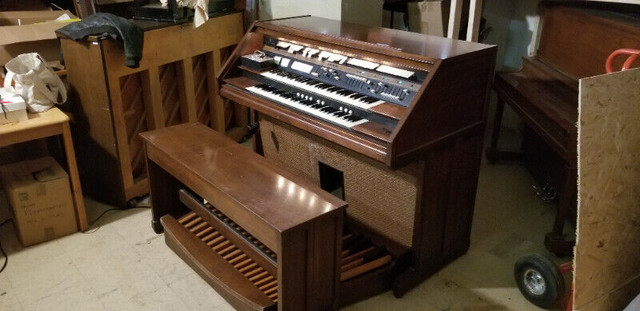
left=218, top=15, right=496, bottom=303
left=486, top=1, right=640, bottom=255
left=145, top=15, right=496, bottom=310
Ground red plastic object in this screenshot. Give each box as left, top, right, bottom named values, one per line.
left=558, top=262, right=574, bottom=311
left=606, top=49, right=640, bottom=73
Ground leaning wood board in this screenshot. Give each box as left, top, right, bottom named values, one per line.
left=574, top=68, right=640, bottom=310
left=60, top=13, right=246, bottom=207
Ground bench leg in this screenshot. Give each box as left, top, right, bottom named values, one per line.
left=486, top=97, right=523, bottom=163
left=147, top=159, right=184, bottom=233
left=544, top=164, right=577, bottom=256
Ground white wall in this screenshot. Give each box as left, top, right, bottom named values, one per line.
left=259, top=0, right=342, bottom=20
left=342, top=0, right=383, bottom=27
left=258, top=0, right=383, bottom=27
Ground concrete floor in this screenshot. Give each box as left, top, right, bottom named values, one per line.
left=0, top=129, right=573, bottom=311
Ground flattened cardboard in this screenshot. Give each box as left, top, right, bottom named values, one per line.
left=0, top=10, right=78, bottom=65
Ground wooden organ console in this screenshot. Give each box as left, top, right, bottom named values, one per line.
left=144, top=16, right=496, bottom=310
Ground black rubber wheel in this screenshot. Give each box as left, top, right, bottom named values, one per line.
left=514, top=254, right=565, bottom=309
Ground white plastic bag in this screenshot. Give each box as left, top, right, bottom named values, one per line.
left=3, top=53, right=67, bottom=113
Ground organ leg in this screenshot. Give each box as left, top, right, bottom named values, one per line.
left=485, top=97, right=523, bottom=163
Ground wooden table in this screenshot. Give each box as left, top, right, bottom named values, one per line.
left=0, top=107, right=88, bottom=231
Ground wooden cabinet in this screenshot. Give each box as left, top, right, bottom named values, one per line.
left=60, top=13, right=246, bottom=207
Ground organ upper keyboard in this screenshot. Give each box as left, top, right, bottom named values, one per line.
left=219, top=16, right=497, bottom=168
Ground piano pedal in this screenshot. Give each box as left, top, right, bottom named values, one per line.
left=339, top=231, right=392, bottom=282
left=175, top=211, right=280, bottom=303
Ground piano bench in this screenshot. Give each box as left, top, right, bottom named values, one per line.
left=487, top=70, right=577, bottom=256
left=140, top=123, right=408, bottom=309
left=140, top=123, right=349, bottom=310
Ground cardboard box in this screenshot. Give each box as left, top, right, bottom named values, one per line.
left=0, top=156, right=77, bottom=246
left=0, top=87, right=28, bottom=125
left=0, top=10, right=79, bottom=65
left=408, top=1, right=444, bottom=37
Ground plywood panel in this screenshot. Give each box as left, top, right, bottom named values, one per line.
left=574, top=68, right=640, bottom=310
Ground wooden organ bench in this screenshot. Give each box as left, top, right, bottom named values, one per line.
left=141, top=123, right=403, bottom=310
left=486, top=2, right=640, bottom=255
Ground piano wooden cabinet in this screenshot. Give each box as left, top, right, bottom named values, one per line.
left=486, top=2, right=640, bottom=255
left=60, top=13, right=245, bottom=208
left=141, top=123, right=347, bottom=310
left=218, top=16, right=497, bottom=301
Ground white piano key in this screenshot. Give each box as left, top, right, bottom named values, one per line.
left=246, top=86, right=368, bottom=128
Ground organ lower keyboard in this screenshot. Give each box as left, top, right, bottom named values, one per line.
left=246, top=84, right=371, bottom=128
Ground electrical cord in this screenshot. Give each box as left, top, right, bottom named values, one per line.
left=83, top=206, right=149, bottom=234
left=0, top=204, right=150, bottom=272
left=0, top=218, right=12, bottom=274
